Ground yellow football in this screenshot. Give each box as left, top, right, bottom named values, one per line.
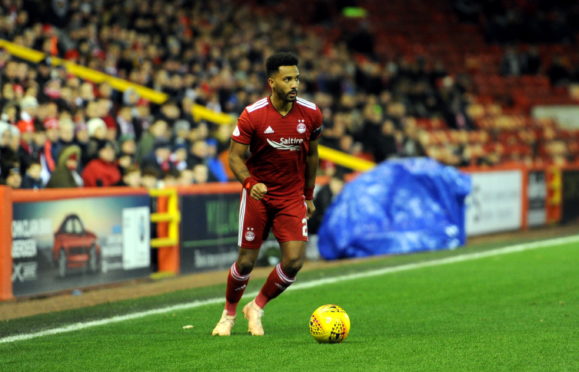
left=309, top=304, right=350, bottom=343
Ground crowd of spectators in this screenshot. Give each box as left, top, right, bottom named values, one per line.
left=0, top=0, right=239, bottom=188
left=456, top=0, right=579, bottom=85
left=1, top=0, right=578, bottom=189
left=0, top=51, right=229, bottom=189
left=453, top=0, right=579, bottom=45
left=499, top=46, right=579, bottom=87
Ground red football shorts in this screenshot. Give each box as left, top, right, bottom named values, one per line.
left=238, top=189, right=308, bottom=249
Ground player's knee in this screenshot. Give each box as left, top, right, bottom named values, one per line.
left=236, top=258, right=255, bottom=275
left=236, top=250, right=257, bottom=275
left=282, top=257, right=304, bottom=277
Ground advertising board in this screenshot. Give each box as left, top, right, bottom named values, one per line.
left=179, top=193, right=240, bottom=273
left=466, top=170, right=523, bottom=236
left=12, top=195, right=151, bottom=296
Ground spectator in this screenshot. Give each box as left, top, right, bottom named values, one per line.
left=141, top=139, right=174, bottom=175
left=205, top=138, right=228, bottom=182
left=373, top=120, right=399, bottom=163
left=1, top=165, right=22, bottom=189
left=117, top=152, right=135, bottom=176
left=52, top=118, right=76, bottom=161
left=160, top=169, right=181, bottom=187
left=86, top=118, right=108, bottom=141
left=170, top=143, right=188, bottom=171
left=115, top=135, right=137, bottom=173
left=172, top=119, right=190, bottom=146
left=179, top=167, right=195, bottom=186
left=21, top=161, right=43, bottom=189
left=46, top=145, right=82, bottom=188
left=85, top=117, right=107, bottom=163
left=0, top=121, right=11, bottom=147
left=117, top=165, right=142, bottom=188
left=358, top=103, right=384, bottom=156
left=521, top=47, right=542, bottom=75
left=42, top=118, right=60, bottom=171
left=74, top=121, right=90, bottom=160
left=141, top=167, right=160, bottom=189
left=82, top=140, right=121, bottom=187
left=136, top=119, right=168, bottom=164
left=97, top=99, right=117, bottom=141
left=398, top=118, right=427, bottom=158
left=186, top=139, right=208, bottom=168
left=1, top=103, right=19, bottom=126
left=116, top=106, right=139, bottom=140
left=546, top=56, right=572, bottom=86
left=308, top=170, right=346, bottom=235
left=29, top=126, right=52, bottom=185
left=191, top=163, right=211, bottom=184
left=1, top=125, right=24, bottom=174
left=158, top=101, right=181, bottom=126
left=17, top=96, right=38, bottom=132
left=16, top=119, right=37, bottom=170
left=500, top=47, right=523, bottom=76
left=0, top=122, right=18, bottom=179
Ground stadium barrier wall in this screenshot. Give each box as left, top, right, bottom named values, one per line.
left=462, top=164, right=579, bottom=235
left=2, top=165, right=578, bottom=300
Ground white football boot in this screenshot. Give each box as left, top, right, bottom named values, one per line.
left=211, top=310, right=236, bottom=336
left=243, top=299, right=264, bottom=336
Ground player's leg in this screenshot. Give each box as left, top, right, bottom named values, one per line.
left=212, top=248, right=259, bottom=336
left=254, top=240, right=305, bottom=308
left=244, top=240, right=306, bottom=336
left=244, top=199, right=308, bottom=335
left=226, top=248, right=259, bottom=314
left=212, top=189, right=268, bottom=336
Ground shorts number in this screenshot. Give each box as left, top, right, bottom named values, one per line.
left=302, top=218, right=308, bottom=237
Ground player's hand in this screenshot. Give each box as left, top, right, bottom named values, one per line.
left=250, top=183, right=268, bottom=200
left=305, top=200, right=316, bottom=219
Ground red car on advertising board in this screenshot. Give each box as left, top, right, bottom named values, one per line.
left=53, top=214, right=100, bottom=277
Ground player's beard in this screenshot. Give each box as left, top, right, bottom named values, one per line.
left=276, top=86, right=297, bottom=102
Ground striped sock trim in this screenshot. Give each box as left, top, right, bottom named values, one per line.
left=230, top=262, right=250, bottom=281
left=275, top=264, right=295, bottom=284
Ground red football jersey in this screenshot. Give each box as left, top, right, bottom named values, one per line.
left=232, top=96, right=323, bottom=199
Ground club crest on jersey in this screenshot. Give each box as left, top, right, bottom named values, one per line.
left=297, top=119, right=306, bottom=134
left=245, top=227, right=255, bottom=241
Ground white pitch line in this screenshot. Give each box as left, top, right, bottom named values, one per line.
left=1, top=234, right=577, bottom=344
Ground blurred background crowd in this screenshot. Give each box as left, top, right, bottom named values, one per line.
left=1, top=0, right=579, bottom=190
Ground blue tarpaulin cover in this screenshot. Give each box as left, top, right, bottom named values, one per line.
left=317, top=158, right=472, bottom=260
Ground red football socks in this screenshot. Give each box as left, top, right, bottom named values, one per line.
left=225, top=262, right=250, bottom=316
left=255, top=263, right=295, bottom=308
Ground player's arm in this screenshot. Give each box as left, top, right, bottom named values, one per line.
left=229, top=140, right=267, bottom=200
left=304, top=138, right=319, bottom=218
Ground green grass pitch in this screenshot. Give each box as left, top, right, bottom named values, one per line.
left=0, top=237, right=577, bottom=371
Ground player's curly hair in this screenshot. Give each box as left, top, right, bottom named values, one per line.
left=266, top=51, right=299, bottom=77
